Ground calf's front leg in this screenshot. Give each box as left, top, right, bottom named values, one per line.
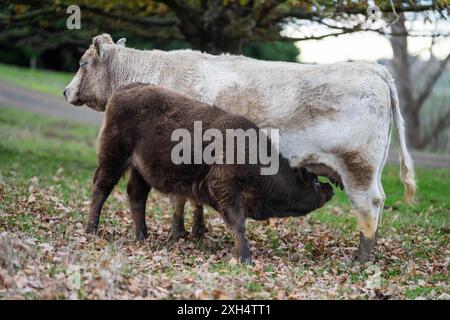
left=127, top=167, right=151, bottom=241
left=86, top=165, right=124, bottom=235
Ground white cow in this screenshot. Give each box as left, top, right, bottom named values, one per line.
left=65, top=34, right=415, bottom=262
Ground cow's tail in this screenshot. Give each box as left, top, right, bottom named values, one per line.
left=384, top=69, right=416, bottom=204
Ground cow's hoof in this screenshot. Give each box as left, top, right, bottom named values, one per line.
left=357, top=232, right=377, bottom=263
left=191, top=223, right=208, bottom=240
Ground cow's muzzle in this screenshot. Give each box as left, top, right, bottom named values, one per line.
left=63, top=87, right=83, bottom=106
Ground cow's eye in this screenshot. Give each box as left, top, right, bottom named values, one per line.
left=79, top=60, right=88, bottom=67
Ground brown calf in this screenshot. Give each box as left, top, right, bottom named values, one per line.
left=87, top=83, right=333, bottom=263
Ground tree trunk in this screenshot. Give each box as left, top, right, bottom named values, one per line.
left=169, top=2, right=251, bottom=55
left=389, top=13, right=421, bottom=149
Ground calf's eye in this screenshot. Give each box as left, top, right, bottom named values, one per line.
left=79, top=61, right=88, bottom=67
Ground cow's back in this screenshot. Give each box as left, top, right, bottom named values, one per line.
left=178, top=55, right=392, bottom=164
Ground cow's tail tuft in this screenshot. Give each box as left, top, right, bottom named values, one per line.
left=383, top=69, right=416, bottom=204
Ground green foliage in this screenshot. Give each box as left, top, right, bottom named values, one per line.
left=244, top=41, right=299, bottom=62
left=1, top=0, right=442, bottom=71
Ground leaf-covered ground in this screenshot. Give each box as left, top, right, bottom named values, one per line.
left=0, top=108, right=449, bottom=300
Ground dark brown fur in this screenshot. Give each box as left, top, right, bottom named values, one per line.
left=86, top=83, right=333, bottom=263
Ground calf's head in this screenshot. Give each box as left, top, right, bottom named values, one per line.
left=64, top=34, right=126, bottom=111
left=254, top=166, right=333, bottom=220
left=294, top=167, right=334, bottom=210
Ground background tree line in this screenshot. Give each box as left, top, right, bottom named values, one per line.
left=0, top=0, right=449, bottom=150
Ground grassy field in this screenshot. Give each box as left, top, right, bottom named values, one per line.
left=0, top=107, right=448, bottom=299
left=0, top=63, right=72, bottom=96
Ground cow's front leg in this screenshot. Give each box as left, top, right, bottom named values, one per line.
left=170, top=194, right=188, bottom=241
left=191, top=203, right=208, bottom=239
left=126, top=167, right=151, bottom=241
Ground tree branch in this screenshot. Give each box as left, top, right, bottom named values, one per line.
left=275, top=4, right=441, bottom=22
left=77, top=4, right=177, bottom=28
left=269, top=28, right=358, bottom=42
left=4, top=0, right=177, bottom=28
left=413, top=52, right=450, bottom=112
left=312, top=18, right=450, bottom=38
left=254, top=0, right=284, bottom=26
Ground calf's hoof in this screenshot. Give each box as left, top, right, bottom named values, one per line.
left=240, top=254, right=253, bottom=265
left=85, top=222, right=99, bottom=235
left=238, top=247, right=252, bottom=265
left=170, top=228, right=188, bottom=242
left=135, top=230, right=148, bottom=242
left=191, top=223, right=208, bottom=240
left=357, top=232, right=377, bottom=263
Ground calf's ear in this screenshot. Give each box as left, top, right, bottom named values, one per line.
left=92, top=34, right=113, bottom=60
left=295, top=167, right=316, bottom=185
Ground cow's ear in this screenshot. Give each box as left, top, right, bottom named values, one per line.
left=116, top=38, right=126, bottom=47
left=92, top=34, right=113, bottom=60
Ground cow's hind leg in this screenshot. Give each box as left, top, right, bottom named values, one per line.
left=323, top=143, right=388, bottom=263
left=351, top=181, right=386, bottom=263
left=345, top=159, right=387, bottom=263
left=126, top=167, right=151, bottom=241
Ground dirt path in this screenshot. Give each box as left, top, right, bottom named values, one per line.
left=0, top=80, right=449, bottom=169
left=387, top=150, right=450, bottom=169
left=0, top=80, right=102, bottom=125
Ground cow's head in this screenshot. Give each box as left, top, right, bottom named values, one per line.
left=64, top=34, right=126, bottom=111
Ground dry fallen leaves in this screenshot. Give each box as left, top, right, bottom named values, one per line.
left=0, top=182, right=448, bottom=300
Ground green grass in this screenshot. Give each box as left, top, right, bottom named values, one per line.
left=311, top=164, right=449, bottom=235
left=0, top=106, right=448, bottom=239
left=0, top=108, right=97, bottom=196
left=0, top=63, right=72, bottom=96
left=0, top=108, right=448, bottom=300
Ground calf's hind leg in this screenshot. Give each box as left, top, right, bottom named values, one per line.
left=126, top=167, right=151, bottom=241
left=170, top=196, right=208, bottom=240
left=218, top=198, right=251, bottom=264
left=170, top=195, right=188, bottom=241
left=225, top=206, right=251, bottom=264
left=191, top=202, right=208, bottom=239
